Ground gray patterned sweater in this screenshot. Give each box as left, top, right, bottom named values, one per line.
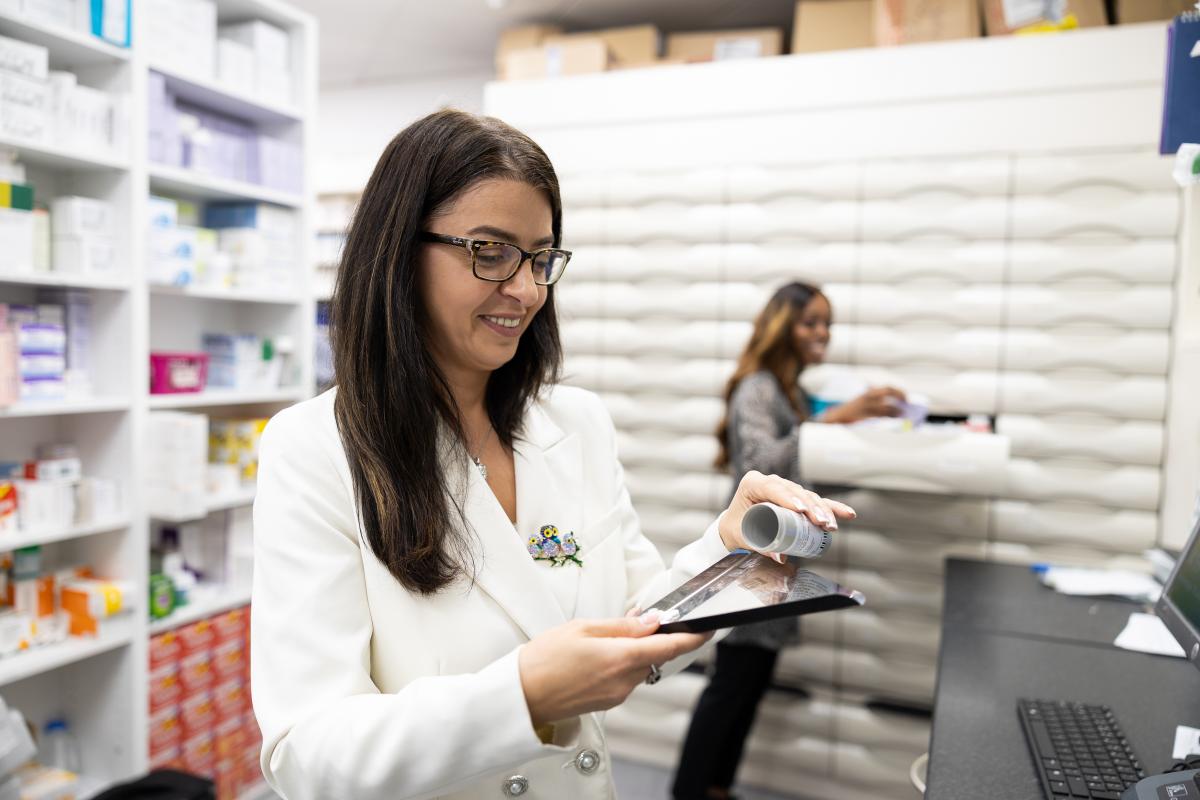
left=721, top=370, right=807, bottom=650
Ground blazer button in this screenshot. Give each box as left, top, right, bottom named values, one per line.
left=502, top=775, right=529, bottom=796
left=575, top=749, right=601, bottom=775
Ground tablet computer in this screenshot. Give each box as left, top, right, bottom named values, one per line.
left=645, top=552, right=865, bottom=634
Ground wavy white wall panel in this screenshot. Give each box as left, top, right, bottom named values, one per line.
left=996, top=414, right=1164, bottom=464
left=600, top=393, right=724, bottom=434
left=557, top=282, right=729, bottom=320
left=723, top=241, right=858, bottom=286
left=635, top=503, right=720, bottom=548
left=1005, top=458, right=1160, bottom=510
left=563, top=207, right=607, bottom=244
left=849, top=286, right=1004, bottom=326
left=590, top=243, right=724, bottom=282
left=1005, top=286, right=1172, bottom=328
left=616, top=432, right=720, bottom=471
left=563, top=319, right=751, bottom=359
left=853, top=325, right=1002, bottom=370
left=859, top=197, right=1008, bottom=240
left=824, top=702, right=931, bottom=751
left=828, top=489, right=990, bottom=539
left=727, top=163, right=861, bottom=202
left=1015, top=153, right=1180, bottom=194
left=990, top=499, right=1158, bottom=551
left=587, top=356, right=731, bottom=395
left=800, top=646, right=936, bottom=705
left=833, top=741, right=928, bottom=795
left=806, top=609, right=941, bottom=661
left=558, top=173, right=609, bottom=207
left=726, top=200, right=859, bottom=241
left=1002, top=330, right=1169, bottom=375
left=999, top=372, right=1166, bottom=419
left=625, top=468, right=730, bottom=512
left=1011, top=191, right=1179, bottom=239
left=838, top=569, right=945, bottom=617
left=850, top=367, right=1002, bottom=414
left=833, top=528, right=988, bottom=576
left=608, top=169, right=725, bottom=204
left=801, top=424, right=1009, bottom=496
left=553, top=281, right=605, bottom=319
left=857, top=242, right=1006, bottom=284
left=606, top=204, right=727, bottom=244
left=987, top=541, right=1156, bottom=571
left=861, top=158, right=1009, bottom=198
left=1007, top=239, right=1177, bottom=284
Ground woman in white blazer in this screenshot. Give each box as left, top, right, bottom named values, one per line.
left=250, top=109, right=854, bottom=800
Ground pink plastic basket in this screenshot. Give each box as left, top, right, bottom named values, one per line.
left=150, top=352, right=210, bottom=394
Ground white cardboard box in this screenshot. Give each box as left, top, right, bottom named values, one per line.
left=219, top=20, right=290, bottom=69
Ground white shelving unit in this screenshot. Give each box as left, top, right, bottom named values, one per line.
left=0, top=0, right=317, bottom=794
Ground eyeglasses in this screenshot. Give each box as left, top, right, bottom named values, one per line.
left=420, top=232, right=571, bottom=286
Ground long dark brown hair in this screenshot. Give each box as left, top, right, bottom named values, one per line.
left=330, top=109, right=563, bottom=594
left=715, top=281, right=823, bottom=469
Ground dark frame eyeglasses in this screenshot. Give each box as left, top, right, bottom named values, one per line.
left=420, top=232, right=571, bottom=286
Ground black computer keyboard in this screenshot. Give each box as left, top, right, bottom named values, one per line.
left=1018, top=699, right=1147, bottom=799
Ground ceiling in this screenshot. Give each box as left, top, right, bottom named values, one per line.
left=288, top=0, right=798, bottom=88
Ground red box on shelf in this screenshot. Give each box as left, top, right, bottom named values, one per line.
left=148, top=663, right=183, bottom=712
left=149, top=744, right=183, bottom=772
left=178, top=618, right=216, bottom=655
left=215, top=758, right=239, bottom=800
left=212, top=639, right=246, bottom=679
left=239, top=746, right=263, bottom=794
left=149, top=630, right=182, bottom=669
left=215, top=716, right=247, bottom=760
left=182, top=730, right=216, bottom=776
left=179, top=650, right=216, bottom=692
left=212, top=678, right=246, bottom=720
left=148, top=705, right=183, bottom=755
left=180, top=689, right=216, bottom=737
left=212, top=606, right=247, bottom=644
left=149, top=352, right=210, bottom=394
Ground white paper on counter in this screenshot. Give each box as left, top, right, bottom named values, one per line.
left=1039, top=567, right=1162, bottom=604
left=1174, top=725, right=1200, bottom=760
left=1114, top=612, right=1186, bottom=658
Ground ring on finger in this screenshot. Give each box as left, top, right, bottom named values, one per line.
left=645, top=664, right=663, bottom=685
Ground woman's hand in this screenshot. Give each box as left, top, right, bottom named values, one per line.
left=821, top=386, right=906, bottom=425
left=518, top=613, right=710, bottom=727
left=717, top=471, right=856, bottom=555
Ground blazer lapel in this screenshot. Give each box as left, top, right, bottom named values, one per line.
left=464, top=401, right=584, bottom=640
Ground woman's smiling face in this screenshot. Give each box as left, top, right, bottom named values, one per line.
left=418, top=178, right=554, bottom=378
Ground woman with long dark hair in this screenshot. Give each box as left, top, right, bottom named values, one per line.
left=672, top=282, right=903, bottom=800
left=250, top=111, right=855, bottom=800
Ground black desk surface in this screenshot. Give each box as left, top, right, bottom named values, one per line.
left=926, top=559, right=1200, bottom=800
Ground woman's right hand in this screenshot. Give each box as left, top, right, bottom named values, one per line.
left=518, top=613, right=709, bottom=727
left=821, top=386, right=906, bottom=425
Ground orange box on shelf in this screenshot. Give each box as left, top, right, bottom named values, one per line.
left=666, top=28, right=784, bottom=62
left=212, top=677, right=246, bottom=719
left=180, top=689, right=216, bottom=737
left=874, top=0, right=981, bottom=45
left=212, top=606, right=247, bottom=644
left=178, top=617, right=216, bottom=654
left=981, top=0, right=1106, bottom=35
left=149, top=630, right=182, bottom=669
left=242, top=711, right=261, bottom=750
left=149, top=744, right=183, bottom=772
left=215, top=758, right=239, bottom=800
left=212, top=638, right=246, bottom=679
left=148, top=663, right=183, bottom=712
left=793, top=0, right=875, bottom=53
left=215, top=716, right=247, bottom=760
left=60, top=577, right=132, bottom=636
left=182, top=730, right=216, bottom=776
left=238, top=747, right=263, bottom=794
left=148, top=705, right=183, bottom=755
left=179, top=649, right=216, bottom=692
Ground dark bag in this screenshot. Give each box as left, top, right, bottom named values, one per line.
left=90, top=769, right=215, bottom=800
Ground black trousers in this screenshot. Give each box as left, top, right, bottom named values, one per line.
left=671, top=642, right=780, bottom=800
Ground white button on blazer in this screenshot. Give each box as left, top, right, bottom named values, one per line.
left=251, top=385, right=730, bottom=799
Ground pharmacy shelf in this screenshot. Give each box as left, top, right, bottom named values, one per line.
left=151, top=63, right=303, bottom=125
left=313, top=271, right=334, bottom=302
left=0, top=270, right=130, bottom=292
left=149, top=283, right=300, bottom=305
left=150, top=486, right=255, bottom=523
left=0, top=618, right=134, bottom=688
left=0, top=132, right=129, bottom=172
left=148, top=584, right=251, bottom=635
left=148, top=164, right=303, bottom=208
left=148, top=387, right=305, bottom=409
left=5, top=516, right=130, bottom=550
left=0, top=397, right=130, bottom=418
left=239, top=782, right=277, bottom=800
left=0, top=11, right=129, bottom=67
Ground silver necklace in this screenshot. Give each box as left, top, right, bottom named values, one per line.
left=470, top=425, right=494, bottom=480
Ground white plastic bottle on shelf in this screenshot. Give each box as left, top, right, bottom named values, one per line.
left=39, top=718, right=81, bottom=774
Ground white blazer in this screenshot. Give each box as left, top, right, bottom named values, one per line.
left=251, top=385, right=731, bottom=800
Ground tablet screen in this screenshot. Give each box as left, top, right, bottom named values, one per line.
left=645, top=552, right=865, bottom=634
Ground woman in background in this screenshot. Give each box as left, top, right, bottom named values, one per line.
left=672, top=281, right=904, bottom=800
